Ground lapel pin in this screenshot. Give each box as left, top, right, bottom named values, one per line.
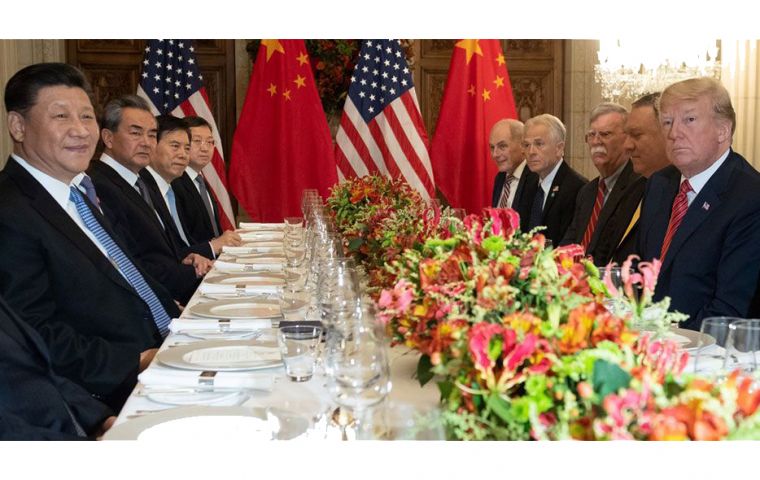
left=702, top=202, right=710, bottom=211
left=551, top=186, right=559, bottom=193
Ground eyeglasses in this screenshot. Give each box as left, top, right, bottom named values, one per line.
left=585, top=130, right=615, bottom=142
left=191, top=138, right=216, bottom=148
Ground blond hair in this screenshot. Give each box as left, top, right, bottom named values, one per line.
left=659, top=77, right=736, bottom=134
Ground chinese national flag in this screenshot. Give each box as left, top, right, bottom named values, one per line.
left=229, top=39, right=337, bottom=222
left=430, top=39, right=518, bottom=214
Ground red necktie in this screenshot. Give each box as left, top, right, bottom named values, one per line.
left=581, top=179, right=607, bottom=250
left=660, top=179, right=693, bottom=260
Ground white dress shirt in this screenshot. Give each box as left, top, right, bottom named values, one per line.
left=682, top=148, right=730, bottom=206
left=538, top=159, right=564, bottom=209
left=11, top=154, right=113, bottom=263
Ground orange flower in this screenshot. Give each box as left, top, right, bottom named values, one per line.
left=556, top=304, right=595, bottom=354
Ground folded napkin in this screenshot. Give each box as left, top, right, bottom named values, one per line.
left=199, top=284, right=280, bottom=296
left=239, top=222, right=286, bottom=229
left=170, top=317, right=273, bottom=332
left=223, top=245, right=283, bottom=255
left=214, top=260, right=284, bottom=273
left=139, top=366, right=275, bottom=391
left=241, top=241, right=283, bottom=248
left=240, top=233, right=284, bottom=242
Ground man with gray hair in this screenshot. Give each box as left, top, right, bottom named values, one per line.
left=522, top=113, right=586, bottom=245
left=87, top=94, right=210, bottom=305
left=561, top=103, right=645, bottom=266
left=489, top=118, right=539, bottom=232
left=637, top=77, right=760, bottom=330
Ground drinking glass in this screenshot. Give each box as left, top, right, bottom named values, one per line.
left=355, top=402, right=445, bottom=440
left=277, top=325, right=323, bottom=382
left=725, top=319, right=760, bottom=373
left=284, top=238, right=306, bottom=268
left=693, top=316, right=741, bottom=375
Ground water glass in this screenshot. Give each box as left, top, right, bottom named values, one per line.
left=693, top=316, right=740, bottom=375
left=356, top=402, right=445, bottom=440
left=277, top=325, right=323, bottom=382
left=284, top=238, right=306, bottom=268
left=725, top=319, right=760, bottom=373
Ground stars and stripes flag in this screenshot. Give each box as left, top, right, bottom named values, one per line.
left=137, top=39, right=235, bottom=231
left=335, top=39, right=435, bottom=200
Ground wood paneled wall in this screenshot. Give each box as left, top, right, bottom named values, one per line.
left=65, top=40, right=236, bottom=160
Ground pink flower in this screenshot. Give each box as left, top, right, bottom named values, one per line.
left=468, top=323, right=506, bottom=372
left=483, top=207, right=520, bottom=239
left=378, top=279, right=415, bottom=314
left=505, top=333, right=537, bottom=371
left=637, top=259, right=661, bottom=298
left=603, top=263, right=620, bottom=297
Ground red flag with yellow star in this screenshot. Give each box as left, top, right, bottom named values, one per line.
left=229, top=39, right=336, bottom=222
left=430, top=39, right=517, bottom=213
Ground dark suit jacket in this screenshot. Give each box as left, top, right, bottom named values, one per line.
left=172, top=171, right=222, bottom=244
left=491, top=165, right=540, bottom=233
left=0, top=158, right=179, bottom=410
left=637, top=150, right=760, bottom=330
left=88, top=160, right=200, bottom=304
left=560, top=161, right=645, bottom=266
left=534, top=161, right=587, bottom=246
left=139, top=169, right=214, bottom=259
left=0, top=295, right=112, bottom=440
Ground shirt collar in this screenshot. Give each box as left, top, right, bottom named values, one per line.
left=539, top=158, right=563, bottom=193
left=100, top=152, right=139, bottom=187
left=185, top=167, right=201, bottom=181
left=11, top=153, right=78, bottom=211
left=682, top=148, right=730, bottom=195
left=145, top=166, right=172, bottom=197
left=510, top=160, right=526, bottom=180
left=602, top=160, right=627, bottom=192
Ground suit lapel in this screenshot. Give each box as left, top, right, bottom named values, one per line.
left=5, top=160, right=138, bottom=295
left=140, top=169, right=188, bottom=251
left=661, top=156, right=734, bottom=272
left=589, top=162, right=637, bottom=250
left=541, top=161, right=567, bottom=219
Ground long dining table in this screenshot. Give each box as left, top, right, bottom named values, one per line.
left=105, top=222, right=439, bottom=440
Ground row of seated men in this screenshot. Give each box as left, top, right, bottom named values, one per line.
left=0, top=62, right=242, bottom=439
left=491, top=80, right=760, bottom=332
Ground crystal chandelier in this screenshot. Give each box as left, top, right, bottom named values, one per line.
left=595, top=39, right=721, bottom=103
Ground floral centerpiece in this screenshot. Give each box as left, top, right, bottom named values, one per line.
left=374, top=207, right=760, bottom=440
left=326, top=175, right=449, bottom=291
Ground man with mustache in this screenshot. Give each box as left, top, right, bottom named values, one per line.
left=561, top=103, right=645, bottom=266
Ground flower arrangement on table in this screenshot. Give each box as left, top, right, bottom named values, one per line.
left=326, top=175, right=453, bottom=291
left=373, top=207, right=760, bottom=440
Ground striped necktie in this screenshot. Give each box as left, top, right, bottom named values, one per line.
left=581, top=179, right=607, bottom=250
left=69, top=187, right=171, bottom=336
left=497, top=174, right=516, bottom=208
left=660, top=179, right=693, bottom=261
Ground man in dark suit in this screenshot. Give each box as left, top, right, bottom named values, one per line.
left=637, top=77, right=760, bottom=331
left=610, top=92, right=672, bottom=264
left=141, top=115, right=225, bottom=260
left=88, top=95, right=209, bottom=305
left=172, top=116, right=241, bottom=248
left=561, top=103, right=645, bottom=266
left=522, top=114, right=587, bottom=246
left=0, top=294, right=115, bottom=440
left=0, top=63, right=179, bottom=410
left=489, top=118, right=538, bottom=232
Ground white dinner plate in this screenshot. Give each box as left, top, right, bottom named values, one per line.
left=205, top=272, right=291, bottom=285
left=145, top=390, right=247, bottom=407
left=104, top=406, right=308, bottom=440
left=667, top=328, right=715, bottom=352
left=181, top=329, right=264, bottom=341
left=156, top=339, right=282, bottom=371
left=241, top=241, right=282, bottom=248
left=189, top=298, right=282, bottom=319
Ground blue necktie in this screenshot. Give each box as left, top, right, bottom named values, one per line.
left=528, top=186, right=545, bottom=229
left=166, top=188, right=189, bottom=246
left=79, top=175, right=101, bottom=212
left=69, top=186, right=171, bottom=337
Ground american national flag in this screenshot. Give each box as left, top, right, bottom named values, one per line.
left=335, top=39, right=435, bottom=200
left=137, top=39, right=235, bottom=230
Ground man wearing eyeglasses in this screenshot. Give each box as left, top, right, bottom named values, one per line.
left=560, top=103, right=645, bottom=266
left=523, top=114, right=587, bottom=246
left=171, top=116, right=241, bottom=249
